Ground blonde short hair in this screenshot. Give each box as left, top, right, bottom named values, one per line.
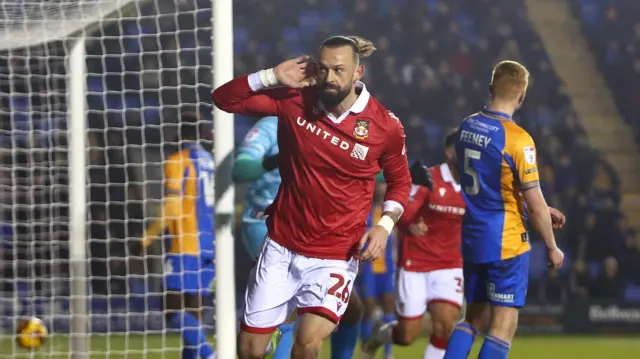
left=490, top=60, right=530, bottom=99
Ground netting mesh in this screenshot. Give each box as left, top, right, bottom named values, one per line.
left=0, top=0, right=214, bottom=356
left=0, top=0, right=135, bottom=49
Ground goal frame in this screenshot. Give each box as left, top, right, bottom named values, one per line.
left=65, top=1, right=236, bottom=357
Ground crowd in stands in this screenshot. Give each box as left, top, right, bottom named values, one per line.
left=573, top=0, right=640, bottom=138
left=0, top=0, right=637, bottom=301
left=571, top=0, right=640, bottom=299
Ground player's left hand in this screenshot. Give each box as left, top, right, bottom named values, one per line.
left=409, top=160, right=433, bottom=191
left=548, top=246, right=565, bottom=269
left=549, top=207, right=566, bottom=229
left=357, top=226, right=389, bottom=261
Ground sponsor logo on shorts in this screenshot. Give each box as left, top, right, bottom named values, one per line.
left=487, top=282, right=514, bottom=304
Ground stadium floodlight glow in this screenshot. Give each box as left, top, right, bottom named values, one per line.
left=0, top=0, right=235, bottom=358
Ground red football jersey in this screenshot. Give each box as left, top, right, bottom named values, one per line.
left=396, top=163, right=465, bottom=272
left=212, top=74, right=411, bottom=260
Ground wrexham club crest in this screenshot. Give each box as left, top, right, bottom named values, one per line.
left=353, top=119, right=370, bottom=140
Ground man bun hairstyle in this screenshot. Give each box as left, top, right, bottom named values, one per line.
left=320, top=35, right=377, bottom=63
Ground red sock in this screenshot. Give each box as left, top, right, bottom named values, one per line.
left=430, top=334, right=448, bottom=349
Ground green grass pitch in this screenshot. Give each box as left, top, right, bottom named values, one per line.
left=2, top=334, right=639, bottom=358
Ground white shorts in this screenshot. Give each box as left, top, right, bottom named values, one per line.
left=396, top=267, right=464, bottom=319
left=242, top=237, right=359, bottom=334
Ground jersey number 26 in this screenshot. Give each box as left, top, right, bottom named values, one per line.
left=463, top=149, right=481, bottom=195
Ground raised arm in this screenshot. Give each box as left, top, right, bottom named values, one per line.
left=211, top=74, right=282, bottom=117
left=212, top=55, right=316, bottom=117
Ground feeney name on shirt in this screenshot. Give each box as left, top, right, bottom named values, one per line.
left=459, top=129, right=493, bottom=148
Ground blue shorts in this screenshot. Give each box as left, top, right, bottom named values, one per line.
left=239, top=215, right=268, bottom=259
left=164, top=254, right=215, bottom=295
left=463, top=251, right=530, bottom=308
left=359, top=263, right=395, bottom=299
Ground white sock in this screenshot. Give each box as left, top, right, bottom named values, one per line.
left=206, top=355, right=216, bottom=359
left=376, top=321, right=397, bottom=345
left=423, top=344, right=445, bottom=359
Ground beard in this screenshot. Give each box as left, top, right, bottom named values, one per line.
left=318, top=83, right=352, bottom=109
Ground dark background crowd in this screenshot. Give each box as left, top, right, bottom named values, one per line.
left=0, top=0, right=638, bottom=308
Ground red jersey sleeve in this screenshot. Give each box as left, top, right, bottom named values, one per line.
left=211, top=74, right=297, bottom=117
left=379, top=111, right=412, bottom=213
left=397, top=185, right=430, bottom=228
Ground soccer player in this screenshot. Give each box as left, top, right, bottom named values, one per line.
left=444, top=61, right=566, bottom=359
left=233, top=116, right=367, bottom=359
left=358, top=184, right=397, bottom=359
left=212, top=35, right=412, bottom=359
left=136, top=112, right=215, bottom=359
left=363, top=129, right=465, bottom=359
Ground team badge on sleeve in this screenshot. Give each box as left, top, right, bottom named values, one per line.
left=523, top=146, right=536, bottom=165
left=353, top=119, right=370, bottom=140
left=245, top=128, right=260, bottom=142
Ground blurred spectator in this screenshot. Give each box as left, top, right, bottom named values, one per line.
left=539, top=268, right=568, bottom=302
left=618, top=233, right=640, bottom=285
left=590, top=256, right=625, bottom=300
left=574, top=0, right=640, bottom=141
left=570, top=260, right=591, bottom=298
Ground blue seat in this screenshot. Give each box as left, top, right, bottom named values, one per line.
left=588, top=261, right=601, bottom=279
left=624, top=284, right=640, bottom=301
left=529, top=242, right=548, bottom=278
left=234, top=26, right=249, bottom=54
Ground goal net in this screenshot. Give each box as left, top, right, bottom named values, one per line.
left=0, top=0, right=234, bottom=357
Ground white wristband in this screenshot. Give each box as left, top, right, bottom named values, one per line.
left=259, top=68, right=278, bottom=88
left=376, top=215, right=395, bottom=236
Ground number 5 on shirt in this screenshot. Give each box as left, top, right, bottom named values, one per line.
left=463, top=148, right=481, bottom=195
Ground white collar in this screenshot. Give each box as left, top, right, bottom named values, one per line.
left=318, top=81, right=370, bottom=124
left=440, top=163, right=461, bottom=192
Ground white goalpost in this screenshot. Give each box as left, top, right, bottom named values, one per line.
left=68, top=35, right=89, bottom=359
left=0, top=0, right=235, bottom=358
left=212, top=1, right=237, bottom=359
